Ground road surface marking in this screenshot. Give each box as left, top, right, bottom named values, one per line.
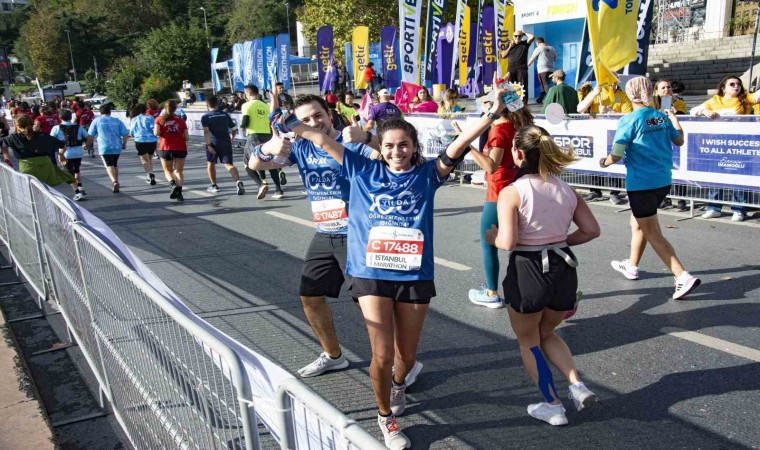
left=134, top=176, right=215, bottom=197
left=662, top=327, right=760, bottom=362
left=266, top=211, right=472, bottom=271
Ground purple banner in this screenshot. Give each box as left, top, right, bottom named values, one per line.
left=480, top=6, right=497, bottom=87
left=436, top=23, right=455, bottom=88
left=317, top=26, right=334, bottom=92
left=381, top=26, right=400, bottom=90
left=276, top=33, right=291, bottom=91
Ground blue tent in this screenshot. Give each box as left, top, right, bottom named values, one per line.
left=289, top=54, right=312, bottom=65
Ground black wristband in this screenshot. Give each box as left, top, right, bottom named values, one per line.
left=599, top=157, right=607, bottom=168
left=438, top=152, right=458, bottom=167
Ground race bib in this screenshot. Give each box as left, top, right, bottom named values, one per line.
left=366, top=226, right=424, bottom=271
left=311, top=199, right=348, bottom=231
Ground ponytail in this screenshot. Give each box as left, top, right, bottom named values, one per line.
left=514, top=125, right=578, bottom=179
left=14, top=115, right=34, bottom=140
left=160, top=99, right=177, bottom=123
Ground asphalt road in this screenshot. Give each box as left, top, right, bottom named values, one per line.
left=68, top=139, right=759, bottom=449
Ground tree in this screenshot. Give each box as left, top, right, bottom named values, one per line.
left=19, top=9, right=69, bottom=82
left=105, top=57, right=147, bottom=110
left=227, top=0, right=290, bottom=45
left=135, top=22, right=208, bottom=84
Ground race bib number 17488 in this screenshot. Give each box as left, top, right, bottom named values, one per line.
left=366, top=226, right=424, bottom=271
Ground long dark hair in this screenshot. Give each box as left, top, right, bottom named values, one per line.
left=160, top=100, right=177, bottom=122
left=717, top=76, right=750, bottom=114
left=14, top=114, right=35, bottom=140
left=377, top=119, right=425, bottom=167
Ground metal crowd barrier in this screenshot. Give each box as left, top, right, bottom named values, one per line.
left=0, top=163, right=383, bottom=449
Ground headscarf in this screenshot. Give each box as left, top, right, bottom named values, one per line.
left=625, top=76, right=653, bottom=106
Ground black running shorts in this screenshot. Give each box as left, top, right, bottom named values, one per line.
left=628, top=185, right=671, bottom=219
left=206, top=142, right=234, bottom=165
left=135, top=141, right=157, bottom=156
left=65, top=158, right=82, bottom=174
left=503, top=248, right=578, bottom=314
left=101, top=154, right=120, bottom=167
left=300, top=233, right=351, bottom=298
left=349, top=278, right=435, bottom=304
left=159, top=150, right=187, bottom=160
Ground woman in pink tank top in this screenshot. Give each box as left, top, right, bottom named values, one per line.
left=485, top=125, right=601, bottom=427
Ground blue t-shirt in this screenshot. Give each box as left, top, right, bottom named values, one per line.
left=201, top=109, right=235, bottom=145
left=129, top=114, right=157, bottom=143
left=342, top=152, right=445, bottom=281
left=287, top=135, right=374, bottom=235
left=613, top=107, right=679, bottom=191
left=89, top=115, right=129, bottom=155
left=50, top=122, right=89, bottom=159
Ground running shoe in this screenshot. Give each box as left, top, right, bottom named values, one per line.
left=731, top=212, right=745, bottom=222
left=170, top=185, right=179, bottom=200
left=272, top=192, right=284, bottom=199
left=279, top=170, right=287, bottom=186
left=149, top=173, right=156, bottom=186
left=611, top=259, right=639, bottom=280
left=256, top=184, right=269, bottom=200
left=390, top=382, right=407, bottom=416
left=176, top=192, right=184, bottom=202
left=392, top=361, right=423, bottom=388
left=583, top=191, right=602, bottom=202
left=676, top=200, right=688, bottom=212
left=236, top=180, right=245, bottom=195
left=72, top=192, right=84, bottom=201
left=609, top=193, right=626, bottom=205
left=468, top=288, right=503, bottom=309
left=377, top=414, right=411, bottom=449
left=79, top=190, right=87, bottom=199
left=169, top=179, right=177, bottom=189
left=568, top=381, right=598, bottom=412
left=297, top=352, right=349, bottom=378
left=112, top=182, right=120, bottom=193
left=527, top=402, right=568, bottom=426
left=672, top=272, right=700, bottom=300
left=563, top=291, right=583, bottom=320
left=207, top=184, right=219, bottom=193
left=701, top=210, right=722, bottom=219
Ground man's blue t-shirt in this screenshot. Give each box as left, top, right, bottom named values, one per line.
left=342, top=152, right=445, bottom=281
left=50, top=122, right=89, bottom=159
left=287, top=135, right=374, bottom=235
left=201, top=109, right=235, bottom=145
left=613, top=107, right=680, bottom=191
left=129, top=114, right=157, bottom=143
left=89, top=115, right=128, bottom=155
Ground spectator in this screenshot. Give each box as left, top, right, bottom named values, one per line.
left=410, top=87, right=439, bottom=113
left=528, top=37, right=557, bottom=104
left=363, top=62, right=377, bottom=96
left=364, top=87, right=402, bottom=131
left=438, top=88, right=464, bottom=118
left=325, top=93, right=350, bottom=131
left=652, top=80, right=687, bottom=114
left=501, top=30, right=535, bottom=103
left=540, top=70, right=579, bottom=115
left=338, top=91, right=360, bottom=121
left=276, top=82, right=294, bottom=109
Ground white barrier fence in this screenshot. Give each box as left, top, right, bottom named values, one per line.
left=0, top=162, right=384, bottom=450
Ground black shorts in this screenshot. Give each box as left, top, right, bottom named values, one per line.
left=349, top=278, right=436, bottom=304
left=503, top=248, right=578, bottom=314
left=300, top=233, right=351, bottom=298
left=101, top=154, right=120, bottom=167
left=135, top=141, right=157, bottom=156
left=628, top=185, right=671, bottom=218
left=206, top=142, right=234, bottom=165
left=65, top=158, right=82, bottom=174
left=159, top=150, right=187, bottom=161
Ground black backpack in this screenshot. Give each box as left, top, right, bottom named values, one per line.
left=60, top=124, right=85, bottom=147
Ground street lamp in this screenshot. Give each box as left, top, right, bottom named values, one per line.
left=284, top=1, right=291, bottom=41
left=199, top=7, right=209, bottom=49
left=65, top=30, right=77, bottom=82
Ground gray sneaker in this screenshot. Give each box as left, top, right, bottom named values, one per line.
left=568, top=381, right=598, bottom=412
left=390, top=382, right=407, bottom=416
left=297, top=352, right=349, bottom=378
left=391, top=361, right=423, bottom=388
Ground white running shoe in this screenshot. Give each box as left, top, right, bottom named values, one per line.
left=673, top=272, right=701, bottom=300
left=297, top=352, right=349, bottom=378
left=256, top=184, right=268, bottom=199
left=611, top=259, right=639, bottom=280
left=403, top=361, right=423, bottom=387
left=701, top=210, right=722, bottom=219
left=378, top=414, right=411, bottom=449
left=206, top=184, right=219, bottom=193
left=527, top=402, right=568, bottom=426
left=72, top=192, right=85, bottom=201
left=731, top=212, right=745, bottom=222
left=568, top=382, right=598, bottom=412
left=468, top=288, right=504, bottom=309
left=390, top=382, right=407, bottom=416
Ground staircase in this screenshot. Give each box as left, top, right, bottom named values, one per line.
left=647, top=35, right=756, bottom=95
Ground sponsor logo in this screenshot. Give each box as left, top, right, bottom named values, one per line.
left=553, top=135, right=594, bottom=158
left=646, top=117, right=666, bottom=126
left=717, top=157, right=746, bottom=170
left=369, top=191, right=421, bottom=215
left=304, top=170, right=338, bottom=190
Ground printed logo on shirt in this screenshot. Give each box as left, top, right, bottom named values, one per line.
left=304, top=169, right=338, bottom=190
left=645, top=117, right=666, bottom=127
left=369, top=191, right=422, bottom=215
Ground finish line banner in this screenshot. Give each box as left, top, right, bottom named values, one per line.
left=403, top=113, right=760, bottom=189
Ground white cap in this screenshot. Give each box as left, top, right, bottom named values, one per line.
left=377, top=89, right=390, bottom=96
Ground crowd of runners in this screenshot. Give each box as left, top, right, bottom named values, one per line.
left=7, top=68, right=759, bottom=448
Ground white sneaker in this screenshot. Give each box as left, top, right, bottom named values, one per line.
left=468, top=288, right=504, bottom=309
left=611, top=259, right=639, bottom=280
left=527, top=402, right=568, bottom=426
left=568, top=382, right=598, bottom=412
left=701, top=210, right=722, bottom=219
left=72, top=192, right=84, bottom=201
left=390, top=382, right=406, bottom=416
left=377, top=414, right=411, bottom=449
left=206, top=184, right=219, bottom=193
left=256, top=184, right=268, bottom=199
left=731, top=212, right=745, bottom=222
left=403, top=361, right=423, bottom=387
left=272, top=192, right=284, bottom=199
left=297, top=352, right=349, bottom=378
left=673, top=271, right=701, bottom=300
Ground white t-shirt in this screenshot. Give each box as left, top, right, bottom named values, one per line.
left=531, top=45, right=557, bottom=73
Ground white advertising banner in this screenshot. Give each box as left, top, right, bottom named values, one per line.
left=399, top=0, right=424, bottom=84
left=516, top=0, right=585, bottom=26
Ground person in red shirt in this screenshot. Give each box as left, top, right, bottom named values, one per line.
left=461, top=106, right=535, bottom=308
left=75, top=102, right=96, bottom=157
left=33, top=105, right=62, bottom=134
left=12, top=101, right=34, bottom=119
left=146, top=98, right=162, bottom=118
left=363, top=62, right=376, bottom=96
left=153, top=99, right=189, bottom=201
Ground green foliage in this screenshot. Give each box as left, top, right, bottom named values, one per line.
left=135, top=22, right=208, bottom=84
left=19, top=8, right=69, bottom=82
left=105, top=57, right=147, bottom=110
left=227, top=0, right=290, bottom=44
left=0, top=6, right=29, bottom=48
left=140, top=74, right=177, bottom=104
left=82, top=69, right=107, bottom=96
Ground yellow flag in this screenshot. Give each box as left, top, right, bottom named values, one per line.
left=585, top=0, right=639, bottom=92
left=459, top=6, right=471, bottom=86
left=353, top=26, right=369, bottom=90
left=500, top=4, right=515, bottom=76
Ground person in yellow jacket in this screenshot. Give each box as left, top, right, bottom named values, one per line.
left=577, top=82, right=633, bottom=114
left=652, top=80, right=688, bottom=114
